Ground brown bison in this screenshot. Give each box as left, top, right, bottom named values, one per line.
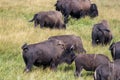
left=48, top=35, right=86, bottom=54
left=55, top=0, right=98, bottom=23
left=21, top=39, right=76, bottom=72
left=109, top=41, right=120, bottom=60
left=94, top=59, right=120, bottom=80
left=74, top=54, right=110, bottom=77
left=29, top=11, right=66, bottom=29
left=92, top=20, right=113, bottom=46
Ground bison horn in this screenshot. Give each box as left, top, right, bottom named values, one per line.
left=70, top=45, right=75, bottom=51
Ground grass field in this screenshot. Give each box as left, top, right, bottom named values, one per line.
left=0, top=0, right=120, bottom=80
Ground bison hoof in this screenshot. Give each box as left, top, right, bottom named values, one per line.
left=23, top=68, right=30, bottom=73
left=74, top=72, right=80, bottom=77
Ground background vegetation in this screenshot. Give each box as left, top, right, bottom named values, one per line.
left=0, top=0, right=120, bottom=80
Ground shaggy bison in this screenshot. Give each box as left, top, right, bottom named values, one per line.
left=21, top=39, right=75, bottom=72
left=48, top=35, right=86, bottom=54
left=92, top=20, right=113, bottom=46
left=109, top=41, right=120, bottom=60
left=29, top=11, right=66, bottom=29
left=94, top=59, right=120, bottom=80
left=55, top=0, right=98, bottom=23
left=74, top=54, right=110, bottom=77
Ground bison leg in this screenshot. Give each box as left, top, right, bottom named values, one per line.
left=24, top=58, right=35, bottom=72
left=40, top=21, right=44, bottom=28
left=80, top=10, right=86, bottom=18
left=50, top=59, right=58, bottom=71
left=63, top=9, right=70, bottom=24
left=34, top=20, right=39, bottom=27
left=64, top=15, right=69, bottom=24
left=50, top=63, right=57, bottom=71
left=92, top=33, right=98, bottom=46
left=74, top=65, right=83, bottom=77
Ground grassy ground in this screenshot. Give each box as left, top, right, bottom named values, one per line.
left=0, top=0, right=120, bottom=80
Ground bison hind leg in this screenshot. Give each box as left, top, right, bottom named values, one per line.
left=24, top=58, right=35, bottom=72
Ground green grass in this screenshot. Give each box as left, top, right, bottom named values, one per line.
left=0, top=0, right=120, bottom=80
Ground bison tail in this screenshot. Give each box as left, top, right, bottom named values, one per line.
left=21, top=43, right=28, bottom=51
left=29, top=14, right=38, bottom=22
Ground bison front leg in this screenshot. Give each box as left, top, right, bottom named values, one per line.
left=80, top=10, right=86, bottom=18
left=50, top=59, right=58, bottom=71
left=50, top=63, right=57, bottom=71
left=64, top=15, right=69, bottom=24
left=92, top=33, right=98, bottom=46
left=40, top=21, right=44, bottom=28
left=63, top=9, right=70, bottom=24
left=74, top=65, right=83, bottom=77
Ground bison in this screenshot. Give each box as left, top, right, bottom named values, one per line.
left=29, top=11, right=66, bottom=29
left=94, top=59, right=120, bottom=80
left=74, top=54, right=110, bottom=77
left=21, top=39, right=75, bottom=72
left=55, top=0, right=98, bottom=23
left=92, top=20, right=113, bottom=46
left=48, top=35, right=86, bottom=54
left=109, top=41, right=120, bottom=60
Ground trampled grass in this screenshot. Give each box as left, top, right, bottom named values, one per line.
left=0, top=0, right=120, bottom=80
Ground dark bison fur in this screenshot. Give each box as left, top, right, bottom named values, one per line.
left=74, top=54, right=110, bottom=77
left=109, top=41, right=120, bottom=60
left=21, top=39, right=76, bottom=72
left=92, top=20, right=113, bottom=46
left=94, top=59, right=120, bottom=80
left=48, top=35, right=86, bottom=54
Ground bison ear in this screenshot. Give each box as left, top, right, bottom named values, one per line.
left=109, top=42, right=115, bottom=50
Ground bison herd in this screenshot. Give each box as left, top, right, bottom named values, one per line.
left=21, top=0, right=120, bottom=80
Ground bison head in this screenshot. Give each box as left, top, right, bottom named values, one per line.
left=60, top=44, right=76, bottom=65
left=89, top=3, right=98, bottom=18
